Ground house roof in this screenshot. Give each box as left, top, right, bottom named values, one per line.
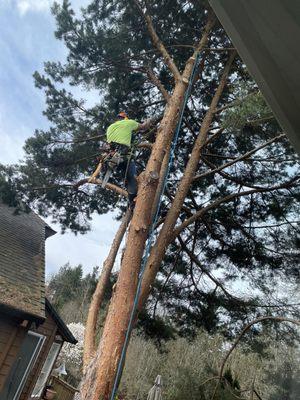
left=45, top=299, right=77, bottom=344
left=209, top=0, right=300, bottom=155
left=0, top=202, right=55, bottom=321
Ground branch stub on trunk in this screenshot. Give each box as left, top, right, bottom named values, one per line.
left=147, top=170, right=159, bottom=183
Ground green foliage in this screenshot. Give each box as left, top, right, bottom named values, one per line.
left=221, top=85, right=272, bottom=131
left=47, top=263, right=100, bottom=323
left=2, top=0, right=300, bottom=335
left=121, top=331, right=300, bottom=400
left=137, top=310, right=176, bottom=342
left=0, top=164, right=21, bottom=208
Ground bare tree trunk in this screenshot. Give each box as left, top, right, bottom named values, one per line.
left=81, top=80, right=192, bottom=400
left=138, top=51, right=236, bottom=311
left=83, top=209, right=132, bottom=369
left=80, top=11, right=216, bottom=400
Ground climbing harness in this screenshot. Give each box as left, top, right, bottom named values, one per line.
left=89, top=140, right=140, bottom=209
left=109, top=52, right=203, bottom=400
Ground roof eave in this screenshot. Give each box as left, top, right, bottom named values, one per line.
left=0, top=302, right=45, bottom=324
left=45, top=298, right=78, bottom=344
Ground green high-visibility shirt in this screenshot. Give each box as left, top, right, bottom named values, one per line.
left=106, top=119, right=139, bottom=147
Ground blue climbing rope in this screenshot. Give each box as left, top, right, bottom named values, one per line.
left=110, top=52, right=202, bottom=400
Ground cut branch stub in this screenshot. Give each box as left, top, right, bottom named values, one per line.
left=147, top=170, right=159, bottom=183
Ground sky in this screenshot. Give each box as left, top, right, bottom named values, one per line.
left=0, top=0, right=120, bottom=277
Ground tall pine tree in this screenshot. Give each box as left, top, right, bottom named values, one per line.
left=2, top=1, right=300, bottom=398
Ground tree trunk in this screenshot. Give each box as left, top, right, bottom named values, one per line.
left=80, top=85, right=188, bottom=400
left=80, top=60, right=206, bottom=400
left=138, top=51, right=236, bottom=311
left=80, top=13, right=216, bottom=400
left=83, top=209, right=132, bottom=369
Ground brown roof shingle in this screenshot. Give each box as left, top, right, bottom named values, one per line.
left=0, top=203, right=55, bottom=320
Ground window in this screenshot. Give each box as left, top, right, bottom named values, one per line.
left=0, top=331, right=45, bottom=400
left=31, top=342, right=61, bottom=398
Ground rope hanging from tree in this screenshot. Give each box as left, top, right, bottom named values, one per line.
left=110, top=51, right=203, bottom=400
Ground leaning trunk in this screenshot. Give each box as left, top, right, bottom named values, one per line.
left=83, top=209, right=132, bottom=369
left=80, top=12, right=216, bottom=399
left=138, top=51, right=236, bottom=311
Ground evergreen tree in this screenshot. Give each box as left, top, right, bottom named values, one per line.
left=2, top=1, right=300, bottom=398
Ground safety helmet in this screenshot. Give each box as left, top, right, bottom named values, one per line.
left=117, top=111, right=128, bottom=120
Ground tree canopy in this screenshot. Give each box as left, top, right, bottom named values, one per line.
left=1, top=2, right=300, bottom=390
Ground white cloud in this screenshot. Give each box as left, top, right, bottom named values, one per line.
left=0, top=130, right=25, bottom=164
left=1, top=0, right=93, bottom=16
left=45, top=212, right=121, bottom=277
left=16, top=0, right=51, bottom=15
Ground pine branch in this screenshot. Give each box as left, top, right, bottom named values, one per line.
left=211, top=316, right=300, bottom=400
left=178, top=235, right=239, bottom=300
left=50, top=134, right=106, bottom=145
left=145, top=67, right=170, bottom=102
left=193, top=133, right=285, bottom=182
left=32, top=178, right=127, bottom=198
left=133, top=0, right=181, bottom=81
left=214, top=89, right=259, bottom=114
left=230, top=221, right=300, bottom=230
left=219, top=316, right=300, bottom=380
left=173, top=175, right=300, bottom=238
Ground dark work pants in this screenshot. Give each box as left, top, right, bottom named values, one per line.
left=117, top=159, right=137, bottom=202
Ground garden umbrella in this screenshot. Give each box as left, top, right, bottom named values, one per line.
left=147, top=375, right=162, bottom=400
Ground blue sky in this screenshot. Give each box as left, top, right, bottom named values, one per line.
left=0, top=0, right=120, bottom=277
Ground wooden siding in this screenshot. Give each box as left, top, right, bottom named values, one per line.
left=20, top=309, right=59, bottom=400
left=0, top=316, right=27, bottom=393
left=51, top=377, right=78, bottom=400
left=0, top=310, right=62, bottom=400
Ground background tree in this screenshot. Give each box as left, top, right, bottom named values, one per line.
left=47, top=263, right=104, bottom=323
left=58, top=322, right=85, bottom=386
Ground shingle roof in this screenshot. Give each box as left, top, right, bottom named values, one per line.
left=45, top=299, right=77, bottom=344
left=0, top=203, right=55, bottom=321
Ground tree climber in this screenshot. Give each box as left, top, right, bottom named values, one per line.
left=104, top=111, right=151, bottom=208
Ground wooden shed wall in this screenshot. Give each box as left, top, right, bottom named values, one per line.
left=0, top=316, right=27, bottom=393
left=20, top=309, right=59, bottom=400
left=0, top=310, right=62, bottom=400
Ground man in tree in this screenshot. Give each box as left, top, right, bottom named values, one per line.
left=105, top=111, right=151, bottom=208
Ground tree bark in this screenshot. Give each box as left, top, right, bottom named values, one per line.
left=83, top=209, right=132, bottom=369
left=138, top=51, right=236, bottom=311
left=81, top=76, right=195, bottom=400
left=80, top=12, right=216, bottom=400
